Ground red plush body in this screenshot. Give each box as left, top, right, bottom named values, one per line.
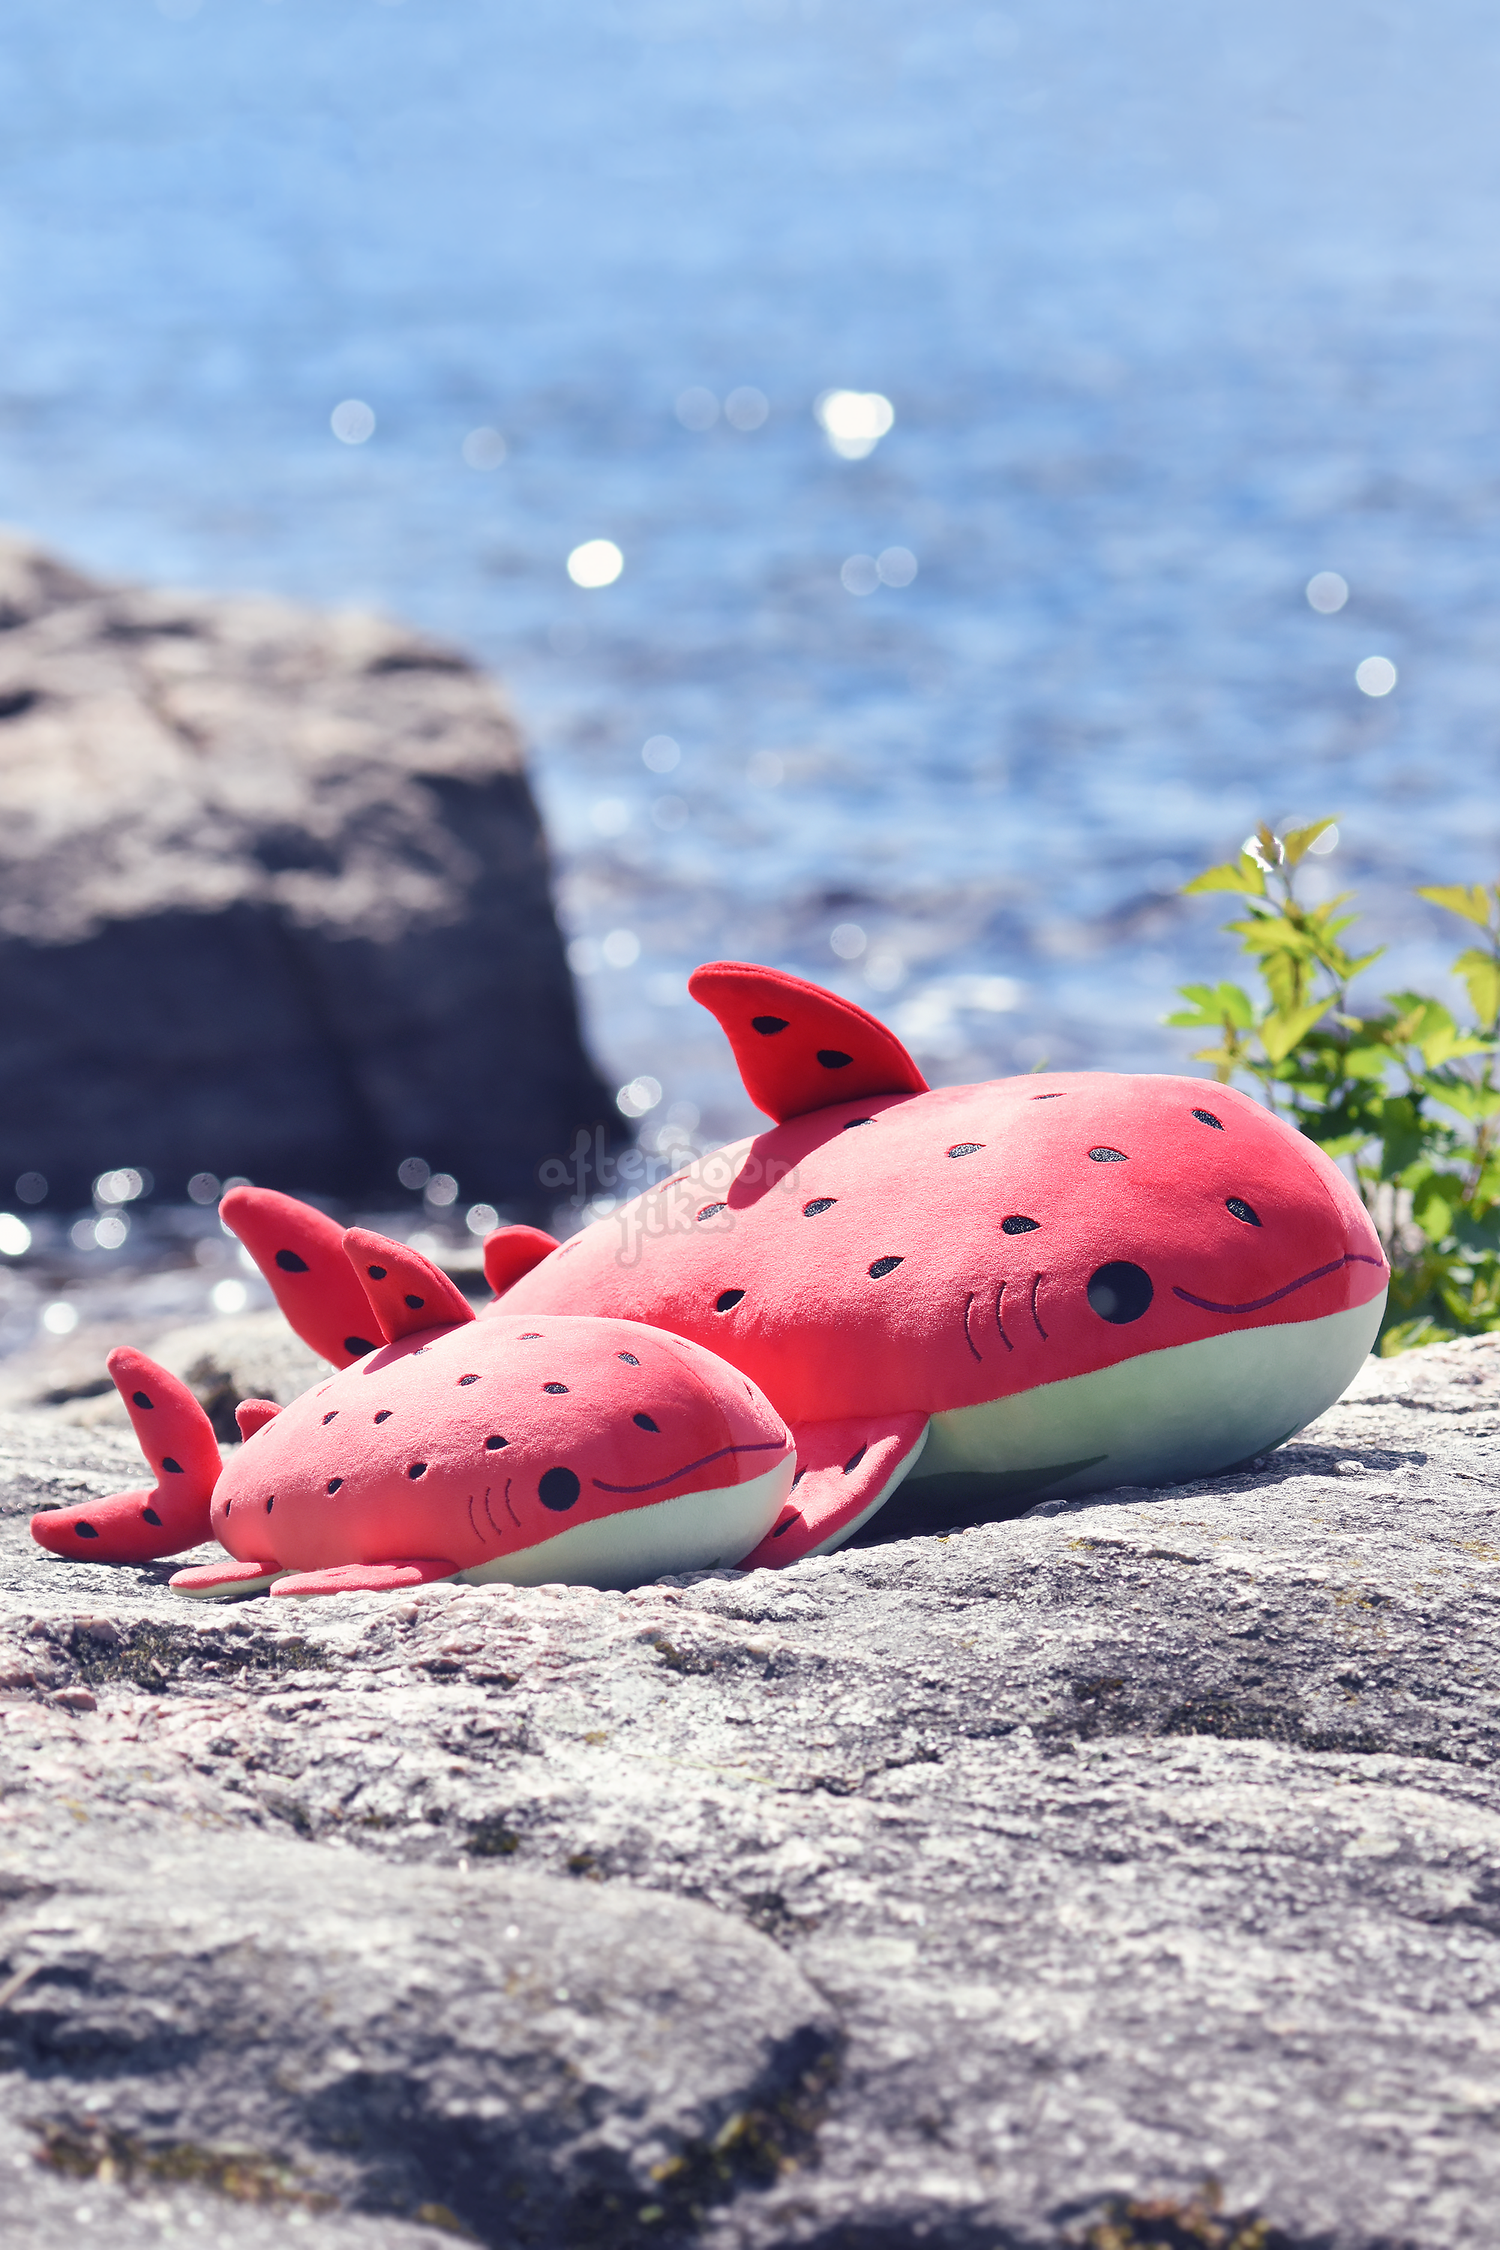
left=28, top=959, right=1389, bottom=1594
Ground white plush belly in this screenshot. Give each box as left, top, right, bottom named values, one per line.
left=458, top=1454, right=795, bottom=1591
left=916, top=1294, right=1387, bottom=1499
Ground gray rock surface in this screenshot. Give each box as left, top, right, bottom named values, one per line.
left=7, top=1335, right=1500, bottom=2245
left=0, top=529, right=611, bottom=1206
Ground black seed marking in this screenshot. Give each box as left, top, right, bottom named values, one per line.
left=266, top=1496, right=274, bottom=1513
left=803, top=1198, right=837, bottom=1216
left=74, top=1521, right=99, bottom=1538
left=539, top=1465, right=581, bottom=1511
left=1088, top=1261, right=1154, bottom=1324
left=697, top=1202, right=728, bottom=1221
left=633, top=1412, right=660, bottom=1432
left=1193, top=1108, right=1224, bottom=1130
left=141, top=1507, right=162, bottom=1526
left=367, top=1264, right=387, bottom=1279
left=1002, top=1214, right=1040, bottom=1235
left=274, top=1248, right=309, bottom=1273
left=408, top=1462, right=427, bottom=1479
left=327, top=1478, right=343, bottom=1494
left=518, top=1332, right=542, bottom=1339
left=752, top=1014, right=789, bottom=1034
left=843, top=1444, right=868, bottom=1475
left=842, top=1117, right=873, bottom=1129
left=374, top=1409, right=392, bottom=1423
left=1032, top=1092, right=1065, bottom=1099
left=617, top=1351, right=640, bottom=1365
left=868, top=1256, right=903, bottom=1278
left=1030, top=1274, right=1048, bottom=1341
left=161, top=1457, right=183, bottom=1475
left=131, top=1390, right=153, bottom=1410
left=322, top=1410, right=338, bottom=1424
left=403, top=1293, right=424, bottom=1310
left=817, top=1048, right=853, bottom=1069
left=344, top=1336, right=376, bottom=1357
left=1088, top=1147, right=1127, bottom=1163
left=486, top=1436, right=508, bottom=1451
left=947, top=1143, right=983, bottom=1158
left=715, top=1289, right=745, bottom=1312
left=791, top=1469, right=808, bottom=1488
left=543, top=1381, right=569, bottom=1394
left=995, top=1282, right=1013, bottom=1351
left=1226, top=1197, right=1262, bottom=1226
left=458, top=1374, right=480, bottom=1386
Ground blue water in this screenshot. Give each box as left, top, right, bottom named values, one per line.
left=5, top=0, right=1500, bottom=1145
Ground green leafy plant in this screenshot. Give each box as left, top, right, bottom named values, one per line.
left=1168, top=819, right=1500, bottom=1354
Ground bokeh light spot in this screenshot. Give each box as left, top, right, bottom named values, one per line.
left=1356, top=656, right=1397, bottom=697
left=462, top=427, right=507, bottom=470
left=815, top=390, right=895, bottom=460
left=567, top=539, right=624, bottom=588
left=1306, top=571, right=1348, bottom=613
left=331, top=399, right=376, bottom=445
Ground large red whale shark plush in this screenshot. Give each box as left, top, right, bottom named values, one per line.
left=30, top=961, right=1388, bottom=1597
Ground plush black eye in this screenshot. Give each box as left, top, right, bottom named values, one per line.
left=539, top=1466, right=581, bottom=1511
left=1087, top=1262, right=1153, bottom=1323
left=715, top=1289, right=745, bottom=1312
left=1226, top=1197, right=1261, bottom=1226
left=1193, top=1108, right=1224, bottom=1130
left=1001, top=1215, right=1039, bottom=1235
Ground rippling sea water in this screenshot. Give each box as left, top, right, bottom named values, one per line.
left=4, top=0, right=1500, bottom=1158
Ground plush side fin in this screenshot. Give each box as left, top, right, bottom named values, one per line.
left=688, top=961, right=928, bottom=1124
left=271, top=1558, right=458, bottom=1599
left=343, top=1228, right=476, bottom=1342
left=171, top=1559, right=291, bottom=1602
left=737, top=1413, right=929, bottom=1570
left=29, top=1348, right=221, bottom=1565
left=235, top=1399, right=282, bottom=1441
left=219, top=1186, right=384, bottom=1365
left=483, top=1225, right=560, bottom=1299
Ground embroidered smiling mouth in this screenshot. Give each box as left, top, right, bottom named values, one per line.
left=1173, top=1250, right=1385, bottom=1318
left=592, top=1439, right=786, bottom=1495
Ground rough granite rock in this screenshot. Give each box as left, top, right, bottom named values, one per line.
left=0, top=529, right=612, bottom=1205
left=7, top=1336, right=1500, bottom=2245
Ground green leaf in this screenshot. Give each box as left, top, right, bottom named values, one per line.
left=1417, top=883, right=1493, bottom=929
left=1280, top=816, right=1339, bottom=867
left=1455, top=948, right=1500, bottom=1031
left=1183, top=856, right=1267, bottom=897
left=1259, top=1000, right=1328, bottom=1063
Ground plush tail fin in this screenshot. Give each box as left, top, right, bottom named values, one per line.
left=219, top=1185, right=385, bottom=1366
left=30, top=1348, right=222, bottom=1566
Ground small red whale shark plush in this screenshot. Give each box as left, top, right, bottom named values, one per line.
left=30, top=961, right=1388, bottom=1597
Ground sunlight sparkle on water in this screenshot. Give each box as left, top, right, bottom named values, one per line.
left=746, top=751, right=784, bottom=786
left=652, top=796, right=688, bottom=831
left=42, top=1302, right=78, bottom=1336
left=724, top=387, right=770, bottom=431
left=330, top=400, right=376, bottom=446
left=1307, top=571, right=1349, bottom=613
left=675, top=389, right=719, bottom=432
left=816, top=390, right=895, bottom=460
left=830, top=922, right=867, bottom=958
left=1356, top=656, right=1397, bottom=697
left=567, top=540, right=624, bottom=588
left=462, top=427, right=507, bottom=470
left=642, top=735, right=680, bottom=773
left=617, top=1075, right=663, bottom=1119
left=841, top=555, right=880, bottom=596
left=0, top=1214, right=30, bottom=1257
left=1308, top=824, right=1340, bottom=855
left=602, top=928, right=640, bottom=968
left=591, top=797, right=631, bottom=836
left=212, top=1279, right=248, bottom=1315
left=878, top=547, right=918, bottom=587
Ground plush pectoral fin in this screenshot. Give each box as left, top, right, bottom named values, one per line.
left=270, top=1558, right=459, bottom=1599
left=171, top=1559, right=292, bottom=1602
left=739, top=1414, right=929, bottom=1570
left=220, top=1186, right=385, bottom=1366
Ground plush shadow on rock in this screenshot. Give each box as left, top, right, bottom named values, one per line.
left=0, top=1831, right=839, bottom=2249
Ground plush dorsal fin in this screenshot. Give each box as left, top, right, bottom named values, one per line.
left=688, top=961, right=928, bottom=1124
left=220, top=1186, right=385, bottom=1367
left=342, top=1227, right=476, bottom=1343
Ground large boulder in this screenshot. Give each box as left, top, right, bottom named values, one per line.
left=0, top=532, right=611, bottom=1207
